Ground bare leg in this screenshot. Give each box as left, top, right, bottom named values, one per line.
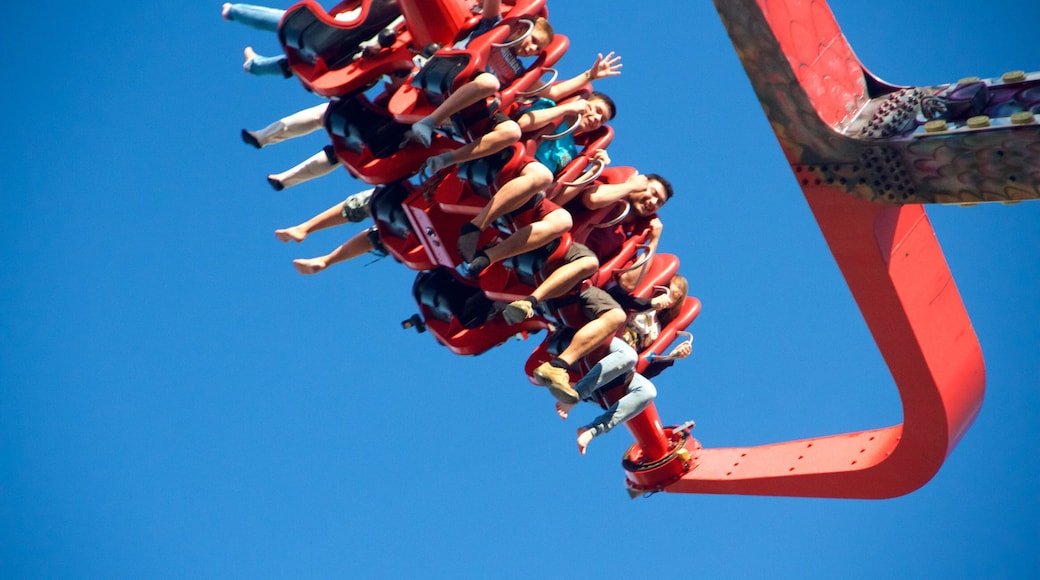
left=410, top=73, right=501, bottom=146
left=502, top=254, right=597, bottom=324
left=292, top=230, right=375, bottom=275
left=484, top=208, right=572, bottom=265
left=556, top=307, right=627, bottom=367
left=276, top=202, right=347, bottom=243
left=531, top=255, right=598, bottom=302
left=472, top=162, right=554, bottom=231
left=430, top=72, right=500, bottom=126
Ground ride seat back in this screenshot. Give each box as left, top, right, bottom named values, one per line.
left=371, top=180, right=415, bottom=239
left=412, top=267, right=495, bottom=329
left=280, top=0, right=403, bottom=70
left=412, top=54, right=472, bottom=107
left=326, top=93, right=409, bottom=158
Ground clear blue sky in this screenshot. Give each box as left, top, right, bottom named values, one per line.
left=3, top=1, right=1038, bottom=578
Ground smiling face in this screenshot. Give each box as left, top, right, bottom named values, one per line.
left=629, top=178, right=670, bottom=216
left=578, top=97, right=612, bottom=133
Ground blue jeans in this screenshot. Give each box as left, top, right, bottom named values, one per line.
left=576, top=338, right=656, bottom=437
left=227, top=4, right=285, bottom=32
left=573, top=337, right=638, bottom=400
left=244, top=52, right=290, bottom=77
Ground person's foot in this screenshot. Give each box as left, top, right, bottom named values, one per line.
left=241, top=128, right=261, bottom=149
left=503, top=299, right=534, bottom=325
left=267, top=176, right=284, bottom=191
left=458, top=251, right=490, bottom=279
left=292, top=257, right=326, bottom=275
left=409, top=117, right=436, bottom=147
left=222, top=3, right=232, bottom=20
left=422, top=152, right=454, bottom=175
left=242, top=46, right=257, bottom=73
left=457, top=222, right=481, bottom=263
left=275, top=227, right=306, bottom=243
left=555, top=400, right=576, bottom=420
left=533, top=362, right=579, bottom=405
left=577, top=427, right=593, bottom=455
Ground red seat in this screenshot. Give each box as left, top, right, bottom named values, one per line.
left=387, top=0, right=559, bottom=126
left=370, top=180, right=436, bottom=271
left=413, top=267, right=546, bottom=356
left=279, top=0, right=415, bottom=97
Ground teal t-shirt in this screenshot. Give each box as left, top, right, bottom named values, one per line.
left=522, top=98, right=578, bottom=175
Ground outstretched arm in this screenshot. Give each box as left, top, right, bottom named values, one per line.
left=547, top=52, right=622, bottom=102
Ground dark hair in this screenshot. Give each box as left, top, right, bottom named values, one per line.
left=644, top=173, right=674, bottom=200
left=589, top=91, right=617, bottom=121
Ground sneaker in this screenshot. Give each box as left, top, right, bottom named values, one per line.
left=503, top=299, right=534, bottom=325
left=533, top=362, right=579, bottom=405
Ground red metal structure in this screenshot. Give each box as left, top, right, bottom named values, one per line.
left=237, top=0, right=1038, bottom=499
left=651, top=0, right=1037, bottom=499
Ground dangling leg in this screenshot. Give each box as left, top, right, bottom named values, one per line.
left=292, top=227, right=378, bottom=275
left=577, top=373, right=657, bottom=455
left=533, top=289, right=627, bottom=404
left=244, top=102, right=328, bottom=148
left=276, top=189, right=374, bottom=242
left=241, top=47, right=292, bottom=80
left=222, top=3, right=284, bottom=32
left=268, top=146, right=340, bottom=190
left=502, top=246, right=598, bottom=325
left=482, top=207, right=572, bottom=266
left=410, top=72, right=501, bottom=147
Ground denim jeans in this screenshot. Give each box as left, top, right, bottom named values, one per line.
left=227, top=3, right=284, bottom=32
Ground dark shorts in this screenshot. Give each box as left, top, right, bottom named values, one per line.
left=366, top=226, right=388, bottom=257
left=489, top=110, right=512, bottom=128
left=564, top=241, right=595, bottom=263
left=579, top=285, right=622, bottom=319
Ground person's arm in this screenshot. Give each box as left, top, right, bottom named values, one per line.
left=582, top=173, right=647, bottom=210
left=546, top=52, right=623, bottom=102
left=616, top=216, right=663, bottom=291
left=516, top=98, right=585, bottom=133
left=552, top=150, right=609, bottom=206
left=482, top=0, right=502, bottom=21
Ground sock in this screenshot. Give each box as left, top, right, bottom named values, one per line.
left=424, top=152, right=454, bottom=174
left=550, top=357, right=571, bottom=370
left=411, top=116, right=436, bottom=147
left=466, top=251, right=490, bottom=276
left=241, top=129, right=261, bottom=149
left=457, top=222, right=482, bottom=262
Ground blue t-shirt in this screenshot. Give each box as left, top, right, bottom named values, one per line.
left=522, top=98, right=578, bottom=174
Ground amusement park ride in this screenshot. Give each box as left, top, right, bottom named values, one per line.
left=235, top=0, right=1039, bottom=498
